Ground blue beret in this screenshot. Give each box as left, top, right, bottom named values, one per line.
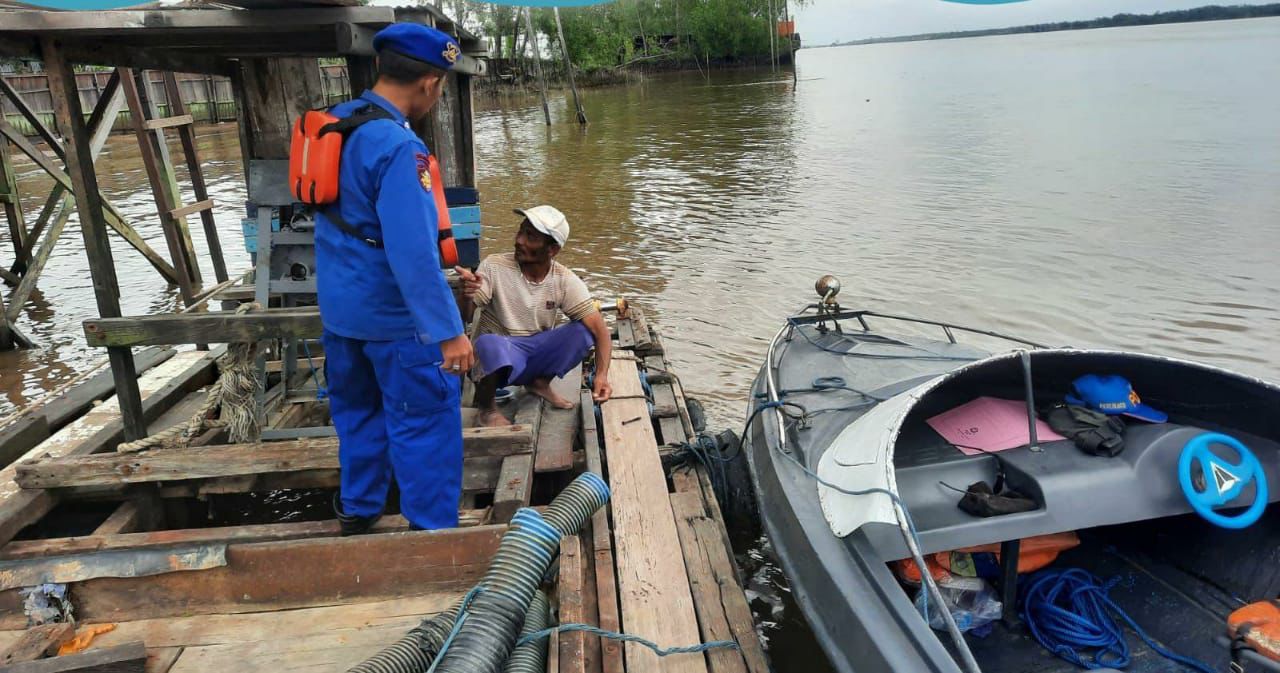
left=373, top=23, right=461, bottom=72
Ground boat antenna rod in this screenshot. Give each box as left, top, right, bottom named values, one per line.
left=764, top=321, right=984, bottom=673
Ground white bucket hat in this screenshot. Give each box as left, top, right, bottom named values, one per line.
left=514, top=205, right=569, bottom=248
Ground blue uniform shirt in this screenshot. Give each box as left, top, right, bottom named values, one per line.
left=315, top=90, right=464, bottom=347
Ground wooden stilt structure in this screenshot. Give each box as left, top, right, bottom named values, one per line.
left=523, top=6, right=551, bottom=126
left=553, top=7, right=588, bottom=125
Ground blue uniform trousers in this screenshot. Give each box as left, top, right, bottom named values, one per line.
left=322, top=330, right=462, bottom=530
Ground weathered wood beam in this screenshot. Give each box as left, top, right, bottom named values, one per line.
left=163, top=70, right=227, bottom=284
left=558, top=535, right=588, bottom=673
left=5, top=525, right=503, bottom=626
left=119, top=68, right=198, bottom=307
left=83, top=308, right=322, bottom=347
left=0, top=640, right=145, bottom=673
left=0, top=7, right=395, bottom=32
left=40, top=37, right=147, bottom=442
left=0, top=510, right=490, bottom=561
left=16, top=426, right=533, bottom=489
left=0, top=622, right=75, bottom=665
left=5, top=70, right=126, bottom=325
left=0, top=120, right=180, bottom=285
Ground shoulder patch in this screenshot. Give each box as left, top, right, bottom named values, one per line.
left=414, top=152, right=431, bottom=192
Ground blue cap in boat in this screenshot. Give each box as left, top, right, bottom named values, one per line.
left=1065, top=374, right=1167, bottom=423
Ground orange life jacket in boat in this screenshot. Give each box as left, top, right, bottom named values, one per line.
left=1229, top=600, right=1280, bottom=663
left=288, top=107, right=458, bottom=267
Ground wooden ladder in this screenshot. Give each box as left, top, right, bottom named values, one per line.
left=119, top=68, right=229, bottom=308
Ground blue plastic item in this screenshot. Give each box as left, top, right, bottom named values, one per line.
left=1178, top=432, right=1268, bottom=529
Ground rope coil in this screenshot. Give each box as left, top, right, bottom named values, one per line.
left=117, top=302, right=263, bottom=452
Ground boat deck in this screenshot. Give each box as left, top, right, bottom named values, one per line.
left=0, top=309, right=768, bottom=673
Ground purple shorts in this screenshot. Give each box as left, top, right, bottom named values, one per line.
left=474, top=321, right=594, bottom=387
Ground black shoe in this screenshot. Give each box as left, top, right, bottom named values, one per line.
left=334, top=493, right=381, bottom=536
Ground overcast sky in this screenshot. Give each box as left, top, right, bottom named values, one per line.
left=793, top=0, right=1274, bottom=44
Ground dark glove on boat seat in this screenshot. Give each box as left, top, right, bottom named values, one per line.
left=1044, top=404, right=1126, bottom=457
left=958, top=480, right=1038, bottom=517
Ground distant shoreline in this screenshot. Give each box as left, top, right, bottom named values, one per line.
left=812, top=3, right=1280, bottom=49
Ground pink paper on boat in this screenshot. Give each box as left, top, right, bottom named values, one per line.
left=926, top=396, right=1065, bottom=455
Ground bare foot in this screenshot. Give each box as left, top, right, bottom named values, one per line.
left=528, top=378, right=574, bottom=409
left=480, top=409, right=513, bottom=427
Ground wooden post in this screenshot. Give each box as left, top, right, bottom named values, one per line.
left=0, top=288, right=12, bottom=351
left=0, top=137, right=26, bottom=272
left=40, top=37, right=146, bottom=441
left=523, top=7, right=551, bottom=126
left=205, top=74, right=219, bottom=122
left=162, top=71, right=229, bottom=284
left=553, top=7, right=587, bottom=125
left=784, top=0, right=796, bottom=82
left=767, top=0, right=778, bottom=71
left=119, top=68, right=198, bottom=307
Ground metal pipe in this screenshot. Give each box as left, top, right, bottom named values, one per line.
left=1020, top=350, right=1040, bottom=452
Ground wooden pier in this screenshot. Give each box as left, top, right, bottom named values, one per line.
left=0, top=4, right=770, bottom=672
left=0, top=309, right=768, bottom=673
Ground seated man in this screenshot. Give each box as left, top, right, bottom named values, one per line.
left=458, top=205, right=612, bottom=426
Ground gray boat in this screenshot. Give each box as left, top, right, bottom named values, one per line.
left=743, top=276, right=1280, bottom=673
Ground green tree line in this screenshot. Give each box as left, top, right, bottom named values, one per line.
left=827, top=3, right=1280, bottom=47
left=439, top=0, right=802, bottom=73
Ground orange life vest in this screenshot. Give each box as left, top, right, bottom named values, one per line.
left=288, top=105, right=458, bottom=267
left=1229, top=600, right=1280, bottom=664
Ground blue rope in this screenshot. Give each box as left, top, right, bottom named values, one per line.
left=1022, top=568, right=1215, bottom=673
left=301, top=340, right=328, bottom=400
left=515, top=623, right=740, bottom=656
left=426, top=585, right=485, bottom=673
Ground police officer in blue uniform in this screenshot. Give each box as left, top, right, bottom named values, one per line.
left=316, top=23, right=474, bottom=534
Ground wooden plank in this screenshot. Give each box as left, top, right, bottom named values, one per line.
left=1, top=511, right=486, bottom=561
left=0, top=350, right=219, bottom=547
left=559, top=535, right=587, bottom=673
left=0, top=526, right=503, bottom=626
left=142, top=115, right=194, bottom=131
left=145, top=648, right=182, bottom=673
left=61, top=595, right=455, bottom=659
left=16, top=425, right=531, bottom=489
left=492, top=454, right=533, bottom=523
left=0, top=641, right=145, bottom=673
left=0, top=543, right=227, bottom=590
left=616, top=319, right=635, bottom=349
left=33, top=349, right=175, bottom=431
left=580, top=532, right=603, bottom=673
left=535, top=369, right=582, bottom=473
left=599, top=357, right=705, bottom=673
left=1, top=623, right=75, bottom=665
left=585, top=383, right=621, bottom=673
left=0, top=417, right=49, bottom=471
left=92, top=497, right=154, bottom=536
left=82, top=308, right=322, bottom=348
left=593, top=548, right=624, bottom=673
left=669, top=494, right=768, bottom=673
left=166, top=199, right=212, bottom=221
left=670, top=491, right=747, bottom=673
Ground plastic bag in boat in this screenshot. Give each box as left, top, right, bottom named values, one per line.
left=914, top=576, right=1003, bottom=635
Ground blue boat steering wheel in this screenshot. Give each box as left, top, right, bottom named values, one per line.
left=1178, top=432, right=1268, bottom=529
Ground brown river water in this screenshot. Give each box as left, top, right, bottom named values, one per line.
left=2, top=17, right=1279, bottom=668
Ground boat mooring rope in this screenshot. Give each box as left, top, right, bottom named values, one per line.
left=117, top=303, right=262, bottom=452
left=514, top=623, right=740, bottom=657
left=1022, top=568, right=1215, bottom=673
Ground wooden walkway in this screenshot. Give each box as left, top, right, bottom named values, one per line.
left=0, top=311, right=767, bottom=673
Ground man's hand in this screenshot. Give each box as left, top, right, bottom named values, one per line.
left=455, top=266, right=483, bottom=300
left=592, top=373, right=612, bottom=403
left=440, top=333, right=475, bottom=375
